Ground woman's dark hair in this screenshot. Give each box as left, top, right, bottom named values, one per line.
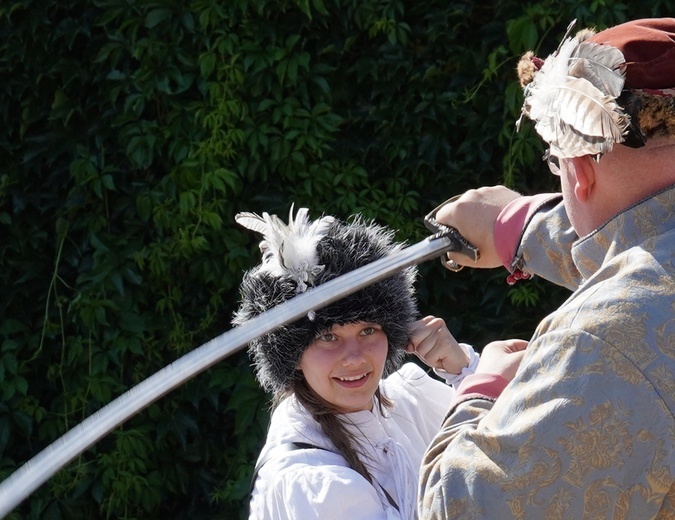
left=277, top=377, right=393, bottom=484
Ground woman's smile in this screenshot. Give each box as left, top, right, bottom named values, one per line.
left=334, top=371, right=371, bottom=388
left=299, top=322, right=388, bottom=413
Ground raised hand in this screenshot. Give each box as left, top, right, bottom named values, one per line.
left=407, top=316, right=469, bottom=375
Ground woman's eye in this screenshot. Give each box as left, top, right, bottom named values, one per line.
left=361, top=326, right=379, bottom=336
left=317, top=332, right=335, bottom=342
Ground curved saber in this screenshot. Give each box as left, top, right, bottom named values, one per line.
left=0, top=231, right=472, bottom=517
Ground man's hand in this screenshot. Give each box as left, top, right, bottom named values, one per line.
left=436, top=186, right=521, bottom=269
left=476, top=338, right=528, bottom=382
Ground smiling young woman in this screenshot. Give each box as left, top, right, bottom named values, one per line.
left=232, top=206, right=526, bottom=519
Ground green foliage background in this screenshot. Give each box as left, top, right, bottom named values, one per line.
left=0, top=0, right=671, bottom=518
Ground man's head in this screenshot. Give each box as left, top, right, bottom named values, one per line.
left=517, top=18, right=675, bottom=162
left=232, top=207, right=418, bottom=395
left=516, top=18, right=675, bottom=235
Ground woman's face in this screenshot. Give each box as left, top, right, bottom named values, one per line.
left=298, top=322, right=389, bottom=413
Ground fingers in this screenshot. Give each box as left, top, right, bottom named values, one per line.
left=408, top=316, right=468, bottom=374
left=487, top=338, right=528, bottom=353
left=477, top=338, right=529, bottom=382
left=408, top=317, right=449, bottom=357
left=434, top=187, right=521, bottom=269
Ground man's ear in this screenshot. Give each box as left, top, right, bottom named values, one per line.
left=570, top=156, right=596, bottom=202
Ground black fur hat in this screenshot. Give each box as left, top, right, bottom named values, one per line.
left=232, top=206, right=418, bottom=395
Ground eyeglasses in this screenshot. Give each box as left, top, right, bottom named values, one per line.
left=543, top=151, right=561, bottom=176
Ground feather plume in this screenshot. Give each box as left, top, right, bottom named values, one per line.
left=518, top=20, right=629, bottom=158
left=569, top=41, right=625, bottom=97
left=235, top=204, right=335, bottom=293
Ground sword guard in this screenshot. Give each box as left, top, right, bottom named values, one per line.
left=424, top=197, right=480, bottom=272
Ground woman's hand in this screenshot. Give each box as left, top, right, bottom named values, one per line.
left=407, top=316, right=469, bottom=375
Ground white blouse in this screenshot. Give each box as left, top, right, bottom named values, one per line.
left=249, top=354, right=476, bottom=520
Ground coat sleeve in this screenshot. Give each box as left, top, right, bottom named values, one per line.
left=516, top=198, right=583, bottom=290
left=418, top=328, right=674, bottom=519
left=495, top=194, right=582, bottom=290
left=250, top=462, right=390, bottom=520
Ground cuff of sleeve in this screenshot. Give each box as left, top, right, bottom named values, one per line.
left=450, top=373, right=509, bottom=407
left=434, top=343, right=480, bottom=386
left=494, top=193, right=561, bottom=272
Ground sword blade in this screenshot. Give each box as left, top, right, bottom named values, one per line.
left=0, top=234, right=457, bottom=517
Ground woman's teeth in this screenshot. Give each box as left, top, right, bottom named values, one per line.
left=338, top=374, right=366, bottom=382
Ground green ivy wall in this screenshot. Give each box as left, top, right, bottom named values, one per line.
left=1, top=0, right=672, bottom=518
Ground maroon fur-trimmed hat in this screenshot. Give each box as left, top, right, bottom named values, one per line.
left=517, top=18, right=675, bottom=158
left=589, top=18, right=675, bottom=90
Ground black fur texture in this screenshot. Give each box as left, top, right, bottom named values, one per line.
left=232, top=216, right=418, bottom=395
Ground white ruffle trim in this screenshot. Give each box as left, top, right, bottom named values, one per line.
left=433, top=342, right=480, bottom=386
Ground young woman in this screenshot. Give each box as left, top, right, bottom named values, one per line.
left=233, top=206, right=522, bottom=519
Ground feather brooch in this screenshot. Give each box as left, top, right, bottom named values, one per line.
left=235, top=204, right=335, bottom=293
left=517, top=20, right=630, bottom=159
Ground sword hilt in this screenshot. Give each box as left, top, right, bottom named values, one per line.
left=424, top=196, right=480, bottom=272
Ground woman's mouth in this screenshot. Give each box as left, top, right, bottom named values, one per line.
left=334, top=372, right=370, bottom=388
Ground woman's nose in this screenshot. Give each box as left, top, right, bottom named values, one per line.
left=341, top=338, right=366, bottom=365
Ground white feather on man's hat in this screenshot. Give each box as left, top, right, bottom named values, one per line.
left=517, top=18, right=675, bottom=160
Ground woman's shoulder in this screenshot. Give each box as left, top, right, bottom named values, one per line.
left=251, top=448, right=386, bottom=519
left=258, top=443, right=347, bottom=477
left=264, top=395, right=326, bottom=445
left=398, top=361, right=429, bottom=378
